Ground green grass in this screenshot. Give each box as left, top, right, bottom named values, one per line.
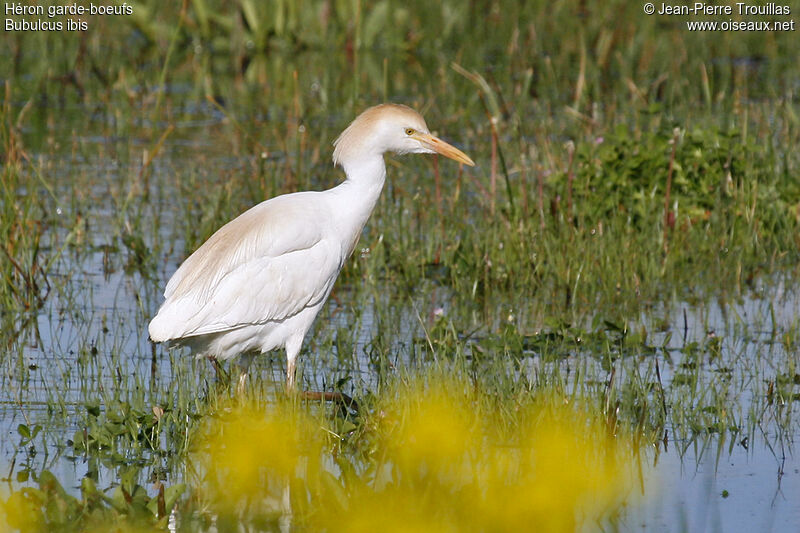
left=1, top=0, right=800, bottom=530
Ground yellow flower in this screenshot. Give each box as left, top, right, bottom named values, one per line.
left=192, top=399, right=322, bottom=515
left=312, top=382, right=634, bottom=532
left=1, top=489, right=44, bottom=532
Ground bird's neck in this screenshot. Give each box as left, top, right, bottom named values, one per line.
left=339, top=155, right=387, bottom=209
left=331, top=155, right=387, bottom=256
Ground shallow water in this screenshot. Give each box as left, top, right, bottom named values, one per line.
left=2, top=113, right=799, bottom=532
left=634, top=440, right=800, bottom=532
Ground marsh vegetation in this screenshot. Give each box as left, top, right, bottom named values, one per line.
left=1, top=0, right=799, bottom=530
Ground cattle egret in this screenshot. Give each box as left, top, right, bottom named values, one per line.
left=148, top=103, right=474, bottom=392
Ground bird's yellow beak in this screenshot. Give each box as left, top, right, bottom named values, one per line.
left=413, top=132, right=475, bottom=167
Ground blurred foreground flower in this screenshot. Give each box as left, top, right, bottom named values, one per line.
left=192, top=381, right=636, bottom=532
left=313, top=383, right=632, bottom=532
left=190, top=399, right=323, bottom=528
left=1, top=490, right=42, bottom=532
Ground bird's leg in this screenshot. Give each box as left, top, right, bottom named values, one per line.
left=284, top=338, right=358, bottom=412
left=236, top=353, right=255, bottom=396
left=236, top=372, right=248, bottom=396
left=285, top=339, right=301, bottom=394
left=286, top=358, right=297, bottom=393
left=207, top=355, right=228, bottom=382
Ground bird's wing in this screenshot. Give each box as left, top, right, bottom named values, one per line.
left=149, top=192, right=343, bottom=341
left=164, top=193, right=325, bottom=301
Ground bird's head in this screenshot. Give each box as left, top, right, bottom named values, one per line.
left=333, top=104, right=475, bottom=169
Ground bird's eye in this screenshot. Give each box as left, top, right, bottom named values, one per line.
left=405, top=128, right=415, bottom=136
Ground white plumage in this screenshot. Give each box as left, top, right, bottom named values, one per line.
left=149, top=103, right=474, bottom=390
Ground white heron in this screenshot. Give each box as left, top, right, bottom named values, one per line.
left=148, top=103, right=474, bottom=392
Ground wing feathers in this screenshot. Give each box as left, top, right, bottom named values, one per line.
left=149, top=192, right=343, bottom=342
